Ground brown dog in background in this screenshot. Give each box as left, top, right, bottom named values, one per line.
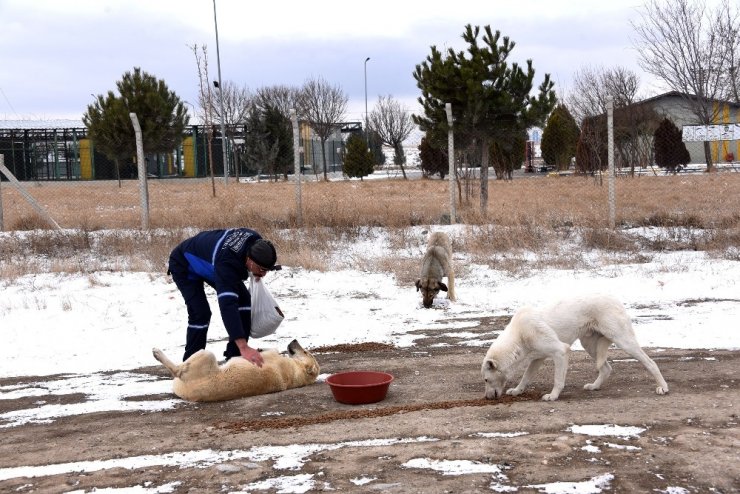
left=415, top=231, right=456, bottom=308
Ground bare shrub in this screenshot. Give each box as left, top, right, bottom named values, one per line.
left=11, top=214, right=53, bottom=231
left=2, top=174, right=739, bottom=231
left=701, top=228, right=740, bottom=257
left=2, top=174, right=739, bottom=276
left=464, top=224, right=553, bottom=253
left=635, top=212, right=704, bottom=229
left=22, top=231, right=92, bottom=255
left=383, top=258, right=420, bottom=286
left=634, top=227, right=713, bottom=252
left=581, top=228, right=638, bottom=252
left=386, top=227, right=424, bottom=252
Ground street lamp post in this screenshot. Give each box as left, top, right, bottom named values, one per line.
left=212, top=0, right=228, bottom=184
left=183, top=101, right=196, bottom=122
left=364, top=57, right=370, bottom=146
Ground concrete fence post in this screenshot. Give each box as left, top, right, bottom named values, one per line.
left=291, top=109, right=303, bottom=227
left=607, top=98, right=616, bottom=229
left=445, top=103, right=456, bottom=224
left=129, top=113, right=150, bottom=230
left=0, top=155, right=4, bottom=231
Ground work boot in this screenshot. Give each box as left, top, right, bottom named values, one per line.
left=183, top=327, right=208, bottom=361
left=223, top=340, right=241, bottom=361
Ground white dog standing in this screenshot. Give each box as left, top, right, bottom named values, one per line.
left=482, top=295, right=669, bottom=401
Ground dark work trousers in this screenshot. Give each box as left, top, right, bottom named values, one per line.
left=171, top=273, right=252, bottom=361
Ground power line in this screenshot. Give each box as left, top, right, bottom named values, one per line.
left=0, top=86, right=21, bottom=118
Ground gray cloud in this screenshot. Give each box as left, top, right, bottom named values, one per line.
left=0, top=0, right=654, bottom=121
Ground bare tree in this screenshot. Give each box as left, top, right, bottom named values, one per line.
left=567, top=66, right=642, bottom=173
left=297, top=76, right=348, bottom=181
left=211, top=81, right=252, bottom=125
left=613, top=104, right=662, bottom=175
left=211, top=81, right=252, bottom=179
left=255, top=84, right=301, bottom=117
left=715, top=1, right=740, bottom=103
left=566, top=65, right=640, bottom=125
left=190, top=43, right=217, bottom=197
left=631, top=0, right=740, bottom=171
left=368, top=95, right=416, bottom=179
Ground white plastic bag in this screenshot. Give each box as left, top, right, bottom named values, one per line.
left=249, top=275, right=284, bottom=338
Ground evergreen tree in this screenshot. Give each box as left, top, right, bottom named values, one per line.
left=654, top=118, right=690, bottom=173
left=490, top=129, right=527, bottom=179
left=84, top=67, right=188, bottom=183
left=364, top=129, right=386, bottom=167
left=263, top=105, right=294, bottom=179
left=83, top=93, right=132, bottom=183
left=243, top=104, right=277, bottom=178
left=419, top=135, right=448, bottom=179
left=343, top=133, right=374, bottom=180
left=541, top=104, right=580, bottom=170
left=413, top=24, right=556, bottom=211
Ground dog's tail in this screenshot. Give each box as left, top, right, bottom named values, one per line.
left=152, top=348, right=180, bottom=377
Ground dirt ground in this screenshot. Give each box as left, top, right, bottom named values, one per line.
left=1, top=317, right=738, bottom=493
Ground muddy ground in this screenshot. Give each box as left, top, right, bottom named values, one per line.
left=1, top=318, right=738, bottom=493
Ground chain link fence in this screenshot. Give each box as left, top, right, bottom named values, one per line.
left=0, top=113, right=365, bottom=231
left=1, top=103, right=739, bottom=232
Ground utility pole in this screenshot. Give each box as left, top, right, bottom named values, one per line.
left=364, top=57, right=370, bottom=146
left=212, top=0, right=229, bottom=183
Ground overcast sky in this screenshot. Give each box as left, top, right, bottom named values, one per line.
left=1, top=0, right=667, bottom=123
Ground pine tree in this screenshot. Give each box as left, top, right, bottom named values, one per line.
left=83, top=67, right=188, bottom=183
left=490, top=129, right=527, bottom=179
left=83, top=93, right=132, bottom=183
left=541, top=104, right=580, bottom=170
left=115, top=68, right=189, bottom=153
left=263, top=105, right=293, bottom=179
left=413, top=25, right=556, bottom=212
left=243, top=105, right=277, bottom=178
left=419, top=136, right=448, bottom=179
left=365, top=129, right=386, bottom=167
left=343, top=133, right=374, bottom=180
left=654, top=118, right=690, bottom=173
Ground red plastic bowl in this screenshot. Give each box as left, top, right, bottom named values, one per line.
left=326, top=371, right=394, bottom=405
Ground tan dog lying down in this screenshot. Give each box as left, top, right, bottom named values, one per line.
left=152, top=339, right=319, bottom=402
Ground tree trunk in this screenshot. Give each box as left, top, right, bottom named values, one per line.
left=232, top=137, right=240, bottom=181
left=114, top=158, right=121, bottom=188
left=208, top=135, right=216, bottom=197
left=703, top=141, right=714, bottom=172
left=480, top=136, right=490, bottom=214
left=394, top=143, right=407, bottom=180
left=320, top=139, right=328, bottom=181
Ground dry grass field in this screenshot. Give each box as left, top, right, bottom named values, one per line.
left=1, top=172, right=738, bottom=278
left=1, top=175, right=739, bottom=493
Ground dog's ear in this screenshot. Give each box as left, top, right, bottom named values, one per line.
left=437, top=281, right=448, bottom=292
left=415, top=279, right=421, bottom=291
left=484, top=359, right=497, bottom=371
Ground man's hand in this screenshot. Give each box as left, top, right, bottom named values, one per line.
left=235, top=338, right=264, bottom=367
left=242, top=347, right=264, bottom=367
